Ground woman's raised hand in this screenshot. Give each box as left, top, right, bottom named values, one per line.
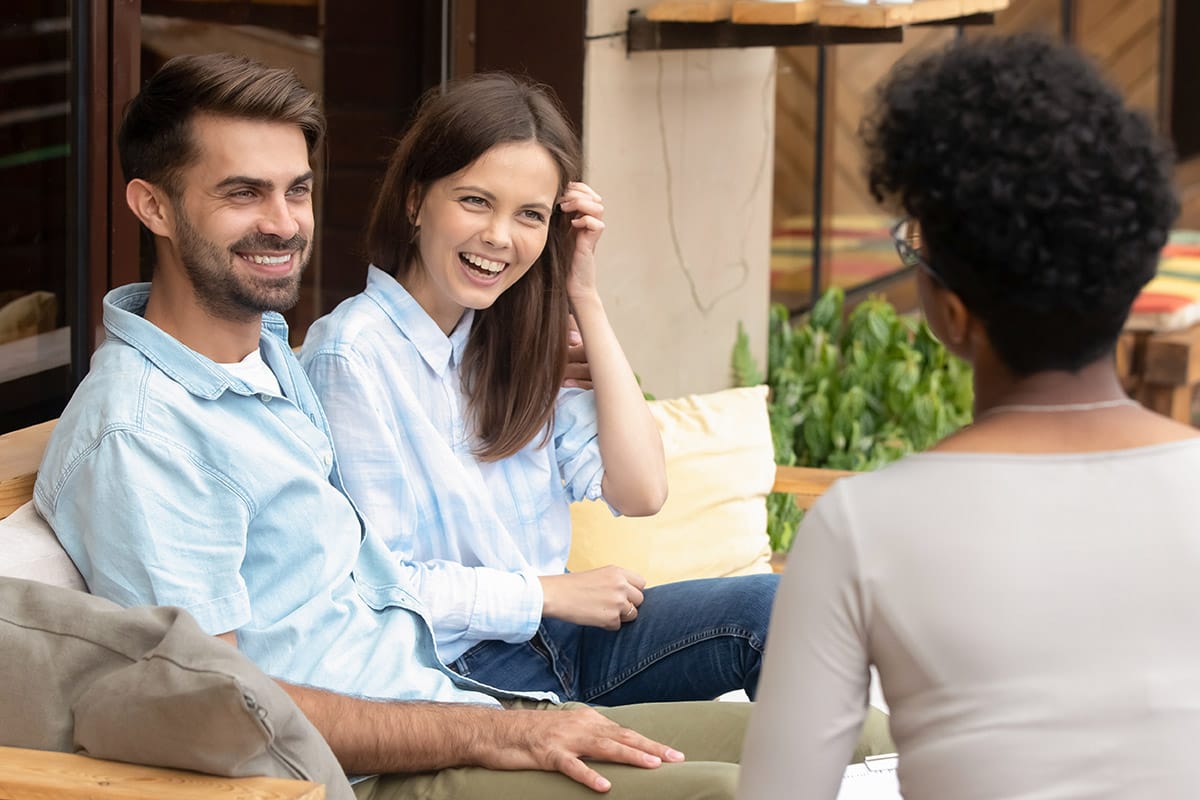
left=559, top=181, right=605, bottom=300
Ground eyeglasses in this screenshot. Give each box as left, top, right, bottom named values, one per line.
left=890, top=219, right=944, bottom=285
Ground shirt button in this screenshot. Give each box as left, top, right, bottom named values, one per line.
left=259, top=394, right=271, bottom=403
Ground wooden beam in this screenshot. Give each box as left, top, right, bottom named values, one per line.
left=819, top=0, right=1007, bottom=28
left=626, top=12, right=903, bottom=52
left=646, top=0, right=734, bottom=23
left=732, top=1, right=818, bottom=25
left=0, top=419, right=54, bottom=519
left=771, top=464, right=854, bottom=509
left=0, top=746, right=324, bottom=799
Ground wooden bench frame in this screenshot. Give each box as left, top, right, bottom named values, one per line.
left=0, top=418, right=849, bottom=798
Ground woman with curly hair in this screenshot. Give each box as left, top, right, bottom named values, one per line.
left=300, top=73, right=781, bottom=706
left=740, top=35, right=1199, bottom=798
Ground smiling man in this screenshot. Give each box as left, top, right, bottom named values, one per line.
left=29, top=53, right=815, bottom=800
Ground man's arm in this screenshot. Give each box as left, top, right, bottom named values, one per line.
left=215, top=632, right=682, bottom=793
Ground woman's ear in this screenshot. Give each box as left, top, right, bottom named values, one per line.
left=125, top=179, right=173, bottom=238
left=406, top=187, right=423, bottom=227
left=940, top=290, right=971, bottom=349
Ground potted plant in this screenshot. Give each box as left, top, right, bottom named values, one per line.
left=734, top=288, right=973, bottom=551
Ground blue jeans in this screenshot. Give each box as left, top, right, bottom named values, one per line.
left=449, top=573, right=778, bottom=705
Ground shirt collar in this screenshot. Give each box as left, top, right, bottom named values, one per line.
left=103, top=283, right=294, bottom=400
left=364, top=265, right=475, bottom=377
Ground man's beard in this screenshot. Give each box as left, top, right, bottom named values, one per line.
left=176, top=212, right=310, bottom=323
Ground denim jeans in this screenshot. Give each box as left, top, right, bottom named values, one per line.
left=449, top=573, right=779, bottom=705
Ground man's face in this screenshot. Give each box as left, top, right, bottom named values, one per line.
left=169, top=114, right=315, bottom=321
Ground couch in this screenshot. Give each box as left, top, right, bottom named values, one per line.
left=0, top=388, right=852, bottom=799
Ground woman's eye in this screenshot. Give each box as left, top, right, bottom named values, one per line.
left=521, top=210, right=546, bottom=223
left=461, top=196, right=487, bottom=207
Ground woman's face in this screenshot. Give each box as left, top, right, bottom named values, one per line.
left=404, top=140, right=560, bottom=335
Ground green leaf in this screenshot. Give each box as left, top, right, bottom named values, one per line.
left=731, top=322, right=764, bottom=387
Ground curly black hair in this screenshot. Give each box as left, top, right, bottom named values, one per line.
left=861, top=34, right=1179, bottom=375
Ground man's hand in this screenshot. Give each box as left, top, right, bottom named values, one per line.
left=565, top=314, right=593, bottom=390
left=540, top=566, right=646, bottom=630
left=478, top=706, right=685, bottom=792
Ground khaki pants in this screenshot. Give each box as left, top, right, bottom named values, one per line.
left=352, top=701, right=892, bottom=800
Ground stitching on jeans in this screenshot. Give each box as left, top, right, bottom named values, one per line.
left=583, top=624, right=764, bottom=703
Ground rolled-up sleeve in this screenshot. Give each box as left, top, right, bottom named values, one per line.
left=552, top=388, right=607, bottom=505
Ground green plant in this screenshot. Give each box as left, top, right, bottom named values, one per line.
left=733, top=288, right=974, bottom=551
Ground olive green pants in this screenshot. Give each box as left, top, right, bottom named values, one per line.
left=352, top=701, right=892, bottom=800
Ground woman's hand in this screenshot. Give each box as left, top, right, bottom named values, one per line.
left=560, top=181, right=605, bottom=301
left=540, top=567, right=646, bottom=630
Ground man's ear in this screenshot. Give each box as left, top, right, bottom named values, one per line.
left=126, top=179, right=174, bottom=238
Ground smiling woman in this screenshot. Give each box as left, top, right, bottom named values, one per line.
left=299, top=72, right=780, bottom=705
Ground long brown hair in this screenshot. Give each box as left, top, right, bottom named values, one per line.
left=366, top=73, right=582, bottom=461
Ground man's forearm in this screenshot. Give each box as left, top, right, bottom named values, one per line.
left=281, top=681, right=501, bottom=773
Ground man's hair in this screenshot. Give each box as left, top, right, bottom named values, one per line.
left=367, top=72, right=582, bottom=461
left=862, top=34, right=1179, bottom=375
left=119, top=53, right=324, bottom=193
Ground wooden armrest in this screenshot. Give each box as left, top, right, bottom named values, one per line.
left=771, top=464, right=854, bottom=510
left=0, top=746, right=324, bottom=799
left=0, top=419, right=54, bottom=519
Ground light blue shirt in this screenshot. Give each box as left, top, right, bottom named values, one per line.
left=35, top=283, right=546, bottom=706
left=300, top=266, right=607, bottom=662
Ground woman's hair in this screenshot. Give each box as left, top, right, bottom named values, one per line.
left=367, top=72, right=582, bottom=460
left=861, top=34, right=1179, bottom=375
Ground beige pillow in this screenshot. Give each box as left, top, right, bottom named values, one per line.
left=0, top=290, right=57, bottom=345
left=0, top=577, right=353, bottom=800
left=0, top=500, right=86, bottom=591
left=568, top=385, right=774, bottom=587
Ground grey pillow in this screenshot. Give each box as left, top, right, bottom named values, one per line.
left=0, top=577, right=353, bottom=800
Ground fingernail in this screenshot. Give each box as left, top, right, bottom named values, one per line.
left=665, top=748, right=685, bottom=761
left=596, top=777, right=611, bottom=791
left=569, top=331, right=583, bottom=345
left=644, top=755, right=662, bottom=767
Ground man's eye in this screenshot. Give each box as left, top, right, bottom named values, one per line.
left=288, top=185, right=312, bottom=198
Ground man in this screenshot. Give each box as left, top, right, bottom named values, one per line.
left=34, top=53, right=762, bottom=799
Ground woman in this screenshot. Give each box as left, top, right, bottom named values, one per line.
left=301, top=73, right=778, bottom=705
left=738, top=35, right=1199, bottom=799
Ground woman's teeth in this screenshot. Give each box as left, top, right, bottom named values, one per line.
left=461, top=253, right=505, bottom=274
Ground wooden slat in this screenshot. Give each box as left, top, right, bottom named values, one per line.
left=771, top=464, right=855, bottom=509
left=819, top=0, right=1008, bottom=28
left=0, top=746, right=324, bottom=800
left=646, top=0, right=734, bottom=22
left=1144, top=323, right=1200, bottom=386
left=0, top=419, right=54, bottom=520
left=732, top=1, right=818, bottom=24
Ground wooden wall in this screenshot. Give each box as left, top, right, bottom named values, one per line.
left=773, top=1, right=1198, bottom=229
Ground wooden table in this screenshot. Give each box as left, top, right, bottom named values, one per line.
left=1118, top=323, right=1200, bottom=424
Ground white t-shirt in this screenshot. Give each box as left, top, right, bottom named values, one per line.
left=218, top=348, right=282, bottom=397
left=740, top=440, right=1200, bottom=799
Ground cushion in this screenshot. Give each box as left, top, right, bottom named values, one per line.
left=0, top=290, right=57, bottom=345
left=0, top=500, right=86, bottom=591
left=567, top=385, right=775, bottom=587
left=0, top=577, right=353, bottom=800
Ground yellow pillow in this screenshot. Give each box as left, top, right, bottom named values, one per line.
left=567, top=385, right=774, bottom=587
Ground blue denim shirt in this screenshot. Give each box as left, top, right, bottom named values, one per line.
left=36, top=284, right=543, bottom=706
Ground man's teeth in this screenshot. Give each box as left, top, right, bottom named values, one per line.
left=462, top=253, right=505, bottom=273
left=245, top=254, right=291, bottom=265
